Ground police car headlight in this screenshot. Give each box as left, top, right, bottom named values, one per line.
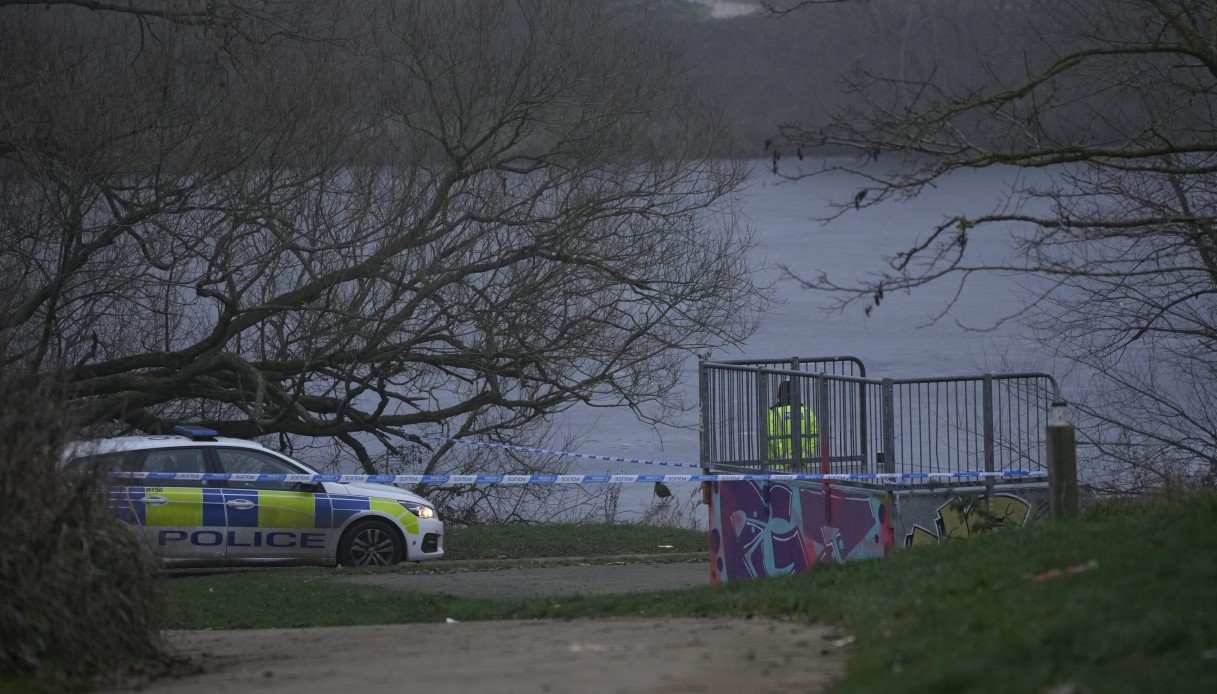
left=399, top=501, right=436, bottom=520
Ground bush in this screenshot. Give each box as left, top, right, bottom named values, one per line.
left=0, top=376, right=165, bottom=684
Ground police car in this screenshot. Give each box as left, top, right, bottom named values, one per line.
left=64, top=426, right=443, bottom=567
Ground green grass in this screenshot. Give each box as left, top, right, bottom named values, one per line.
left=442, top=521, right=706, bottom=560
left=166, top=495, right=1217, bottom=693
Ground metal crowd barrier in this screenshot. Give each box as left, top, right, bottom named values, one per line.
left=699, top=356, right=1062, bottom=485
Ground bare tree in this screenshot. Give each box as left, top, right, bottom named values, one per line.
left=770, top=0, right=1217, bottom=490
left=0, top=0, right=769, bottom=496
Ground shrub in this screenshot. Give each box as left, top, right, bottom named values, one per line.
left=0, top=375, right=165, bottom=684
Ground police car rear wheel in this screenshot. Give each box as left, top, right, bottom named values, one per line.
left=338, top=519, right=404, bottom=567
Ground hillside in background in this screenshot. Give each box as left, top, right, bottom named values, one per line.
left=641, top=1, right=1056, bottom=155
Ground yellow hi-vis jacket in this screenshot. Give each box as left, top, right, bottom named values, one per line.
left=767, top=405, right=818, bottom=463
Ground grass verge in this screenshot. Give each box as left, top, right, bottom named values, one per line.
left=441, top=522, right=706, bottom=560
left=166, top=495, right=1217, bottom=693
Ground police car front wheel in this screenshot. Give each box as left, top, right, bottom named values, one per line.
left=338, top=519, right=404, bottom=567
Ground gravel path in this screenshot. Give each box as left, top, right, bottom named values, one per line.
left=112, top=561, right=849, bottom=693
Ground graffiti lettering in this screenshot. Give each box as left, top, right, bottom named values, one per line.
left=905, top=493, right=1032, bottom=547
left=709, top=480, right=893, bottom=584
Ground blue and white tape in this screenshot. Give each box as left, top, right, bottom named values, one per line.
left=108, top=470, right=1047, bottom=485
left=415, top=434, right=704, bottom=469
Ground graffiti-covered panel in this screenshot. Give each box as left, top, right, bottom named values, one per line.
left=895, top=485, right=1051, bottom=548
left=708, top=480, right=893, bottom=584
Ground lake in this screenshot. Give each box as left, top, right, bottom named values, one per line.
left=556, top=158, right=1068, bottom=520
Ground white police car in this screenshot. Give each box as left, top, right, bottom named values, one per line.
left=64, top=426, right=443, bottom=567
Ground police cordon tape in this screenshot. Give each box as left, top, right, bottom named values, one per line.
left=107, top=470, right=1047, bottom=485
left=414, top=433, right=705, bottom=469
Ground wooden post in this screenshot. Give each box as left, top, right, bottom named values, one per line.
left=1046, top=402, right=1078, bottom=520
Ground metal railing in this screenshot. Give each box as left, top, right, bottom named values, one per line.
left=711, top=356, right=866, bottom=379
left=699, top=357, right=1062, bottom=483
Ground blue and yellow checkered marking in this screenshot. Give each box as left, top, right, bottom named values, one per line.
left=110, top=488, right=227, bottom=526
left=223, top=490, right=317, bottom=529
left=110, top=488, right=418, bottom=530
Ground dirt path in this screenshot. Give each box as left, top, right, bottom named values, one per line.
left=115, top=562, right=849, bottom=693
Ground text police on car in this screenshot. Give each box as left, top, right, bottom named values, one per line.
left=64, top=426, right=443, bottom=567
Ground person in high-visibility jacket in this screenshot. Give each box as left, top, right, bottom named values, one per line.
left=767, top=381, right=818, bottom=467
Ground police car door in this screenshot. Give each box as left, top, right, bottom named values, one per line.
left=213, top=448, right=329, bottom=562
left=133, top=447, right=227, bottom=562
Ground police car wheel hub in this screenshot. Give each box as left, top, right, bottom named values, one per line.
left=350, top=527, right=395, bottom=565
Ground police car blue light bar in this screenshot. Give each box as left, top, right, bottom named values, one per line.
left=173, top=425, right=220, bottom=440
